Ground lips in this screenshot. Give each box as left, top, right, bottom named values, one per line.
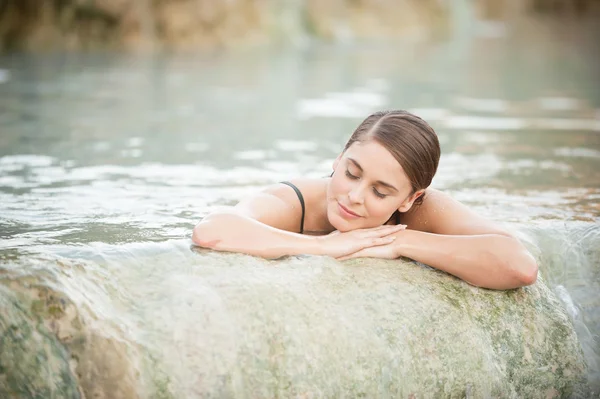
left=338, top=202, right=361, bottom=218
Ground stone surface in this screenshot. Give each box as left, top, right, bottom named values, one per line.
left=0, top=284, right=80, bottom=399
left=0, top=269, right=146, bottom=399
left=0, top=248, right=590, bottom=398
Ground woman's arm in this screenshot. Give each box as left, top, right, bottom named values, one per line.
left=341, top=189, right=538, bottom=290
left=392, top=230, right=537, bottom=290
left=399, top=189, right=537, bottom=289
left=193, top=208, right=320, bottom=259
left=192, top=185, right=405, bottom=259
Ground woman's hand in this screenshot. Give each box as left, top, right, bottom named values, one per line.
left=317, top=224, right=406, bottom=259
left=336, top=240, right=401, bottom=261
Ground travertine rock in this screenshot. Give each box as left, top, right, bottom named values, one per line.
left=0, top=250, right=589, bottom=398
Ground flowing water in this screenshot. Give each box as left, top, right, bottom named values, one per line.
left=0, top=11, right=599, bottom=397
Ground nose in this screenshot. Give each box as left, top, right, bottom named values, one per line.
left=348, top=183, right=365, bottom=204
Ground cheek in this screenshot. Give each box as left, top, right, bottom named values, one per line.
left=365, top=199, right=399, bottom=223
left=328, top=173, right=349, bottom=197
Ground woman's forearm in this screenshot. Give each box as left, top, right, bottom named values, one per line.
left=394, top=230, right=538, bottom=289
left=192, top=211, right=321, bottom=259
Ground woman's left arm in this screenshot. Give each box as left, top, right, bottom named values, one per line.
left=342, top=189, right=538, bottom=290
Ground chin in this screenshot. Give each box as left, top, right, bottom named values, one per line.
left=326, top=208, right=356, bottom=232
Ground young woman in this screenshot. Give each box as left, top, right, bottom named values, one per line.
left=192, top=110, right=538, bottom=290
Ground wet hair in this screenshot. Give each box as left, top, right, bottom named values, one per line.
left=343, top=110, right=440, bottom=206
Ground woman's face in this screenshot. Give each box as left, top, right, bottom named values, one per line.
left=326, top=139, right=422, bottom=232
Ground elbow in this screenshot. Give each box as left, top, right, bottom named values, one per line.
left=493, top=235, right=539, bottom=289
left=191, top=212, right=276, bottom=259
left=192, top=222, right=217, bottom=249
left=518, top=253, right=539, bottom=286
left=510, top=250, right=538, bottom=287
left=192, top=214, right=226, bottom=249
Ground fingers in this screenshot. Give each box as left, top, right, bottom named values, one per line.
left=372, top=224, right=406, bottom=231
left=371, top=235, right=397, bottom=246
left=361, top=224, right=406, bottom=238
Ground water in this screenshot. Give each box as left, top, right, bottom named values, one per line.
left=1, top=11, right=599, bottom=396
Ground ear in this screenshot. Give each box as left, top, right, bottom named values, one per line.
left=398, top=189, right=425, bottom=213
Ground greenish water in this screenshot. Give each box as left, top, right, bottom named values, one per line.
left=0, top=12, right=599, bottom=396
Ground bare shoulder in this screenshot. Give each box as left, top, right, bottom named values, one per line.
left=401, top=188, right=512, bottom=236
left=233, top=178, right=326, bottom=233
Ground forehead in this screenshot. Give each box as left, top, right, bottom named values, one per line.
left=343, top=140, right=407, bottom=181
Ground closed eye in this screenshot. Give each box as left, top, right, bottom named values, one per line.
left=346, top=169, right=387, bottom=198
left=345, top=170, right=359, bottom=180
left=373, top=188, right=387, bottom=199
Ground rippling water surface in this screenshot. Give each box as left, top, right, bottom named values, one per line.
left=1, top=13, right=599, bottom=395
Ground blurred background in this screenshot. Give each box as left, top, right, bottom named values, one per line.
left=0, top=0, right=599, bottom=53
left=0, top=0, right=599, bottom=396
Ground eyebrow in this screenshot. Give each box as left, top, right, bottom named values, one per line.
left=347, top=158, right=399, bottom=192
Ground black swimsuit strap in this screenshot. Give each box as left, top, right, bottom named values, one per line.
left=280, top=181, right=305, bottom=234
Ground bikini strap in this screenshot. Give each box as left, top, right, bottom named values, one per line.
left=280, top=181, right=305, bottom=234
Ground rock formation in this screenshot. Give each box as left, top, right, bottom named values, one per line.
left=0, top=246, right=590, bottom=397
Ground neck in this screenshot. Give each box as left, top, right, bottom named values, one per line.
left=305, top=179, right=336, bottom=235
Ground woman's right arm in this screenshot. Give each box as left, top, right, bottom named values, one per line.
left=192, top=209, right=323, bottom=259
left=192, top=185, right=404, bottom=259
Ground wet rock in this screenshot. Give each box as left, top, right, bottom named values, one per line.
left=0, top=271, right=145, bottom=399
left=180, top=255, right=587, bottom=398
left=0, top=284, right=80, bottom=399
left=0, top=249, right=590, bottom=397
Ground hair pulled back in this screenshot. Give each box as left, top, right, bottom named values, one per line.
left=343, top=110, right=440, bottom=206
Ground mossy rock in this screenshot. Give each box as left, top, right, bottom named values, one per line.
left=0, top=259, right=168, bottom=399
left=166, top=252, right=589, bottom=398
left=0, top=284, right=80, bottom=399
left=0, top=248, right=590, bottom=398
